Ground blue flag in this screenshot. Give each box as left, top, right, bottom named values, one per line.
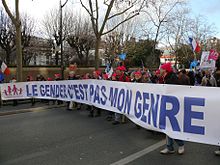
left=119, top=53, right=126, bottom=61
left=0, top=72, right=4, bottom=82
left=190, top=60, right=198, bottom=70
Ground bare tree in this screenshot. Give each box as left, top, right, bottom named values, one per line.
left=0, top=8, right=15, bottom=64
left=189, top=15, right=216, bottom=50
left=80, top=0, right=144, bottom=69
left=42, top=8, right=73, bottom=65
left=141, top=0, right=185, bottom=66
left=0, top=9, right=35, bottom=66
left=2, top=0, right=23, bottom=81
left=67, top=15, right=95, bottom=66
left=164, top=6, right=191, bottom=66
left=21, top=14, right=35, bottom=65
left=103, top=17, right=137, bottom=63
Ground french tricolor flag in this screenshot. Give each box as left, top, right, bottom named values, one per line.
left=0, top=60, right=10, bottom=75
left=189, top=37, right=201, bottom=53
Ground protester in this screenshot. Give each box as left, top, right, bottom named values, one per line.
left=54, top=73, right=63, bottom=105
left=178, top=69, right=190, bottom=85
left=132, top=71, right=143, bottom=129
left=112, top=66, right=130, bottom=125
left=88, top=70, right=102, bottom=117
left=187, top=71, right=195, bottom=86
left=159, top=63, right=185, bottom=155
left=105, top=72, right=117, bottom=121
left=45, top=77, right=53, bottom=105
left=66, top=71, right=80, bottom=110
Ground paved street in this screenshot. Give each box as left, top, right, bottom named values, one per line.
left=0, top=104, right=219, bottom=165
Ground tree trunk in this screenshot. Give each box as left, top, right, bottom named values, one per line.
left=85, top=53, right=89, bottom=66
left=6, top=50, right=11, bottom=65
left=16, top=24, right=23, bottom=81
left=95, top=36, right=101, bottom=70
left=55, top=51, right=59, bottom=65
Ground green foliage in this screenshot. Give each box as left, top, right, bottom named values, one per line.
left=175, top=44, right=194, bottom=68
left=125, top=39, right=159, bottom=67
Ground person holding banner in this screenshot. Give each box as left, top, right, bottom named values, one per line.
left=88, top=70, right=102, bottom=117
left=159, top=63, right=185, bottom=155
left=66, top=71, right=80, bottom=110
left=112, top=66, right=130, bottom=125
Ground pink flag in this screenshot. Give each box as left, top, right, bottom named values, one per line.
left=208, top=49, right=219, bottom=61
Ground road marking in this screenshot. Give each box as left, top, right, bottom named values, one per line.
left=110, top=139, right=165, bottom=165
left=2, top=150, right=50, bottom=165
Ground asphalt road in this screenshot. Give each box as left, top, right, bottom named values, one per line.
left=0, top=104, right=219, bottom=165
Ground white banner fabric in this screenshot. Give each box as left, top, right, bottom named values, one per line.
left=1, top=80, right=220, bottom=146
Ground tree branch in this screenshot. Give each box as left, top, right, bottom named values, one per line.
left=99, top=0, right=115, bottom=35
left=80, top=0, right=92, bottom=17
left=2, top=0, right=16, bottom=24
left=108, top=4, right=134, bottom=20
left=102, top=12, right=139, bottom=36
left=61, top=0, right=69, bottom=8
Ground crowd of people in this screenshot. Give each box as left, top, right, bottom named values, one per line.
left=1, top=62, right=220, bottom=156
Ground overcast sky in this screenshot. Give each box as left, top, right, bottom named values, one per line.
left=1, top=0, right=220, bottom=37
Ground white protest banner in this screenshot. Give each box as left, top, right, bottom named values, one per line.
left=1, top=80, right=220, bottom=146
left=200, top=51, right=216, bottom=69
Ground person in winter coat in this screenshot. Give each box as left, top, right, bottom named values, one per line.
left=159, top=63, right=185, bottom=155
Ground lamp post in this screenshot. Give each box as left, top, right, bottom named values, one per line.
left=60, top=0, right=68, bottom=80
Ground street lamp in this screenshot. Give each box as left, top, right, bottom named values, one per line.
left=60, top=0, right=68, bottom=80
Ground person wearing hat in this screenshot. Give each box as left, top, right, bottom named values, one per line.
left=159, top=62, right=185, bottom=155
left=133, top=71, right=142, bottom=83
left=142, top=72, right=152, bottom=83
left=88, top=70, right=102, bottom=117
left=112, top=65, right=130, bottom=125
left=105, top=72, right=117, bottom=121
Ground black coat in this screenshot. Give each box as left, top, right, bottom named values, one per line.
left=164, top=72, right=179, bottom=85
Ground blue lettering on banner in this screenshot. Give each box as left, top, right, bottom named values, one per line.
left=100, top=86, right=107, bottom=105
left=89, top=85, right=94, bottom=102
left=50, top=85, right=56, bottom=97
left=79, top=84, right=84, bottom=100
left=45, top=85, right=50, bottom=97
left=141, top=92, right=149, bottom=123
left=32, top=85, right=38, bottom=96
left=26, top=85, right=32, bottom=96
left=134, top=91, right=142, bottom=119
left=117, top=89, right=125, bottom=111
left=64, top=85, right=68, bottom=98
left=159, top=95, right=180, bottom=132
left=73, top=85, right=80, bottom=100
left=56, top=85, right=60, bottom=98
left=60, top=85, right=64, bottom=98
left=19, top=82, right=208, bottom=137
left=83, top=84, right=88, bottom=101
left=184, top=97, right=205, bottom=135
left=68, top=85, right=74, bottom=99
left=109, top=87, right=118, bottom=107
left=94, top=85, right=100, bottom=104
left=148, top=94, right=160, bottom=127
left=123, top=90, right=132, bottom=115
left=40, top=85, right=45, bottom=97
